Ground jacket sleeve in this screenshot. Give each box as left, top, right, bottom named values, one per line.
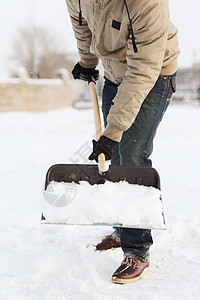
left=103, top=0, right=170, bottom=142
left=65, top=0, right=99, bottom=68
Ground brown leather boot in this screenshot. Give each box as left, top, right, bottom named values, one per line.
left=112, top=257, right=150, bottom=284
left=95, top=234, right=120, bottom=251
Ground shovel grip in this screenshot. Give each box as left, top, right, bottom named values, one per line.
left=89, top=81, right=106, bottom=174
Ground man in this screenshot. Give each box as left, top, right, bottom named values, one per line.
left=65, top=0, right=179, bottom=284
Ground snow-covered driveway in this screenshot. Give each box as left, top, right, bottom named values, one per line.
left=0, top=102, right=200, bottom=299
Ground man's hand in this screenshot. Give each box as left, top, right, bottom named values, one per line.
left=88, top=135, right=118, bottom=162
left=72, top=62, right=99, bottom=81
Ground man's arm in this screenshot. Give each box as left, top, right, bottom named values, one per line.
left=65, top=0, right=99, bottom=68
left=103, top=1, right=172, bottom=142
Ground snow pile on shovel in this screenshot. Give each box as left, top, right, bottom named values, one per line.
left=42, top=181, right=165, bottom=229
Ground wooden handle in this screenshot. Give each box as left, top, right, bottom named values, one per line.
left=89, top=81, right=106, bottom=174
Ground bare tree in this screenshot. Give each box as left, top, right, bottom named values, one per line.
left=11, top=26, right=74, bottom=78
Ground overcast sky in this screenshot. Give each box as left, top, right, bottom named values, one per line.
left=0, top=0, right=199, bottom=78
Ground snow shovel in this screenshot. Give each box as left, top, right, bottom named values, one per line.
left=42, top=78, right=165, bottom=229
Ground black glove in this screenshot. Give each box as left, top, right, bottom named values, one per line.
left=72, top=62, right=99, bottom=81
left=88, top=135, right=118, bottom=162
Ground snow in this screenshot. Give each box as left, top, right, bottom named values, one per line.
left=0, top=101, right=200, bottom=299
left=0, top=78, right=65, bottom=85
left=43, top=181, right=165, bottom=229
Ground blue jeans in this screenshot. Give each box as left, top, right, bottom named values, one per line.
left=102, top=74, right=176, bottom=261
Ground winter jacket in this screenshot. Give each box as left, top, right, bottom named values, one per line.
left=66, top=0, right=180, bottom=142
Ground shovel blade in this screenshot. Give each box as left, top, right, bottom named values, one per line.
left=42, top=164, right=165, bottom=229
left=44, top=164, right=161, bottom=189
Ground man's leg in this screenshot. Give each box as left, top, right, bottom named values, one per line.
left=99, top=74, right=175, bottom=263
left=119, top=74, right=176, bottom=261
left=101, top=76, right=151, bottom=256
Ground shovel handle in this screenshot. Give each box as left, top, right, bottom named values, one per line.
left=88, top=81, right=106, bottom=174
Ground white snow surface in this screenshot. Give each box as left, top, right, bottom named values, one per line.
left=43, top=181, right=165, bottom=229
left=0, top=102, right=200, bottom=299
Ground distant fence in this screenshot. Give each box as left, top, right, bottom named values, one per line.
left=0, top=78, right=72, bottom=112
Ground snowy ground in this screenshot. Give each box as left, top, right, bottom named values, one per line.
left=0, top=101, right=200, bottom=299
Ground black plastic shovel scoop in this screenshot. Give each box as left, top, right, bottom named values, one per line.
left=42, top=79, right=165, bottom=229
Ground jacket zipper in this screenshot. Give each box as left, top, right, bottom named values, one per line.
left=92, top=1, right=103, bottom=52
left=92, top=1, right=114, bottom=78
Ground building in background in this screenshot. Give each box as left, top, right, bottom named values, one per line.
left=174, top=64, right=200, bottom=102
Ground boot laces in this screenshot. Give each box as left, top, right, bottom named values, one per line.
left=122, top=257, right=139, bottom=267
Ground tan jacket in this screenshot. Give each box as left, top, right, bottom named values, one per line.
left=66, top=0, right=180, bottom=141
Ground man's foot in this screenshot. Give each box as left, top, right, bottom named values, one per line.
left=95, top=234, right=120, bottom=251
left=112, top=257, right=150, bottom=284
